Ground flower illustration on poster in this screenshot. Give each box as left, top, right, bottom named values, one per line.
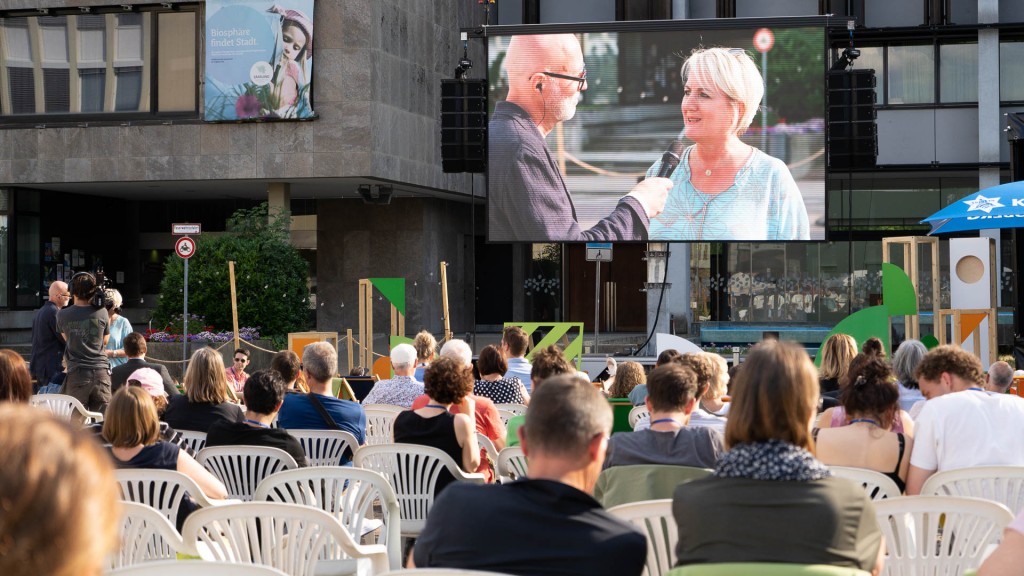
left=204, top=0, right=316, bottom=121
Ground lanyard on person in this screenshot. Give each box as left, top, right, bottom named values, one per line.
left=245, top=419, right=270, bottom=428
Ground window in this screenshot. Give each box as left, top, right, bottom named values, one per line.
left=939, top=43, right=977, bottom=103
left=854, top=46, right=884, bottom=105
left=1001, top=42, right=1024, bottom=101
left=887, top=44, right=934, bottom=104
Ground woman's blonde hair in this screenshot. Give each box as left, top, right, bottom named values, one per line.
left=184, top=347, right=233, bottom=404
left=818, top=333, right=858, bottom=381
left=725, top=341, right=819, bottom=452
left=103, top=386, right=161, bottom=448
left=610, top=361, right=646, bottom=398
left=0, top=405, right=120, bottom=576
left=413, top=330, right=438, bottom=363
left=682, top=47, right=764, bottom=135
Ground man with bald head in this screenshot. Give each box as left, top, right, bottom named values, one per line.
left=30, top=281, right=70, bottom=389
left=489, top=33, right=672, bottom=241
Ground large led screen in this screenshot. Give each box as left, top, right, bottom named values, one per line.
left=487, top=22, right=826, bottom=242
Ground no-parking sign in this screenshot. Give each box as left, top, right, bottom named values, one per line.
left=754, top=28, right=775, bottom=53
left=175, top=236, right=196, bottom=259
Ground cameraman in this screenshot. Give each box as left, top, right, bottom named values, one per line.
left=56, top=272, right=111, bottom=412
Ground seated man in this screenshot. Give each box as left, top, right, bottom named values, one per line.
left=906, top=345, right=1024, bottom=495
left=111, top=332, right=179, bottom=397
left=363, top=343, right=423, bottom=408
left=505, top=344, right=575, bottom=448
left=206, top=369, right=308, bottom=467
left=412, top=375, right=647, bottom=575
left=604, top=363, right=724, bottom=469
left=278, top=342, right=366, bottom=464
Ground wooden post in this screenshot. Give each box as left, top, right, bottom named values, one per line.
left=440, top=261, right=452, bottom=342
left=358, top=279, right=373, bottom=369
left=346, top=328, right=354, bottom=372
left=229, top=261, right=240, bottom=351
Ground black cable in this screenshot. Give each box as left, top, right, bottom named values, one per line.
left=634, top=248, right=669, bottom=356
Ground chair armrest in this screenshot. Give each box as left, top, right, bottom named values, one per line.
left=453, top=471, right=487, bottom=484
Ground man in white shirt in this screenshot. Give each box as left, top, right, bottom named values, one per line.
left=362, top=343, right=423, bottom=408
left=906, top=346, right=1024, bottom=495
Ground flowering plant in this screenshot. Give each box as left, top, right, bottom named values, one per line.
left=146, top=327, right=261, bottom=343
left=524, top=275, right=560, bottom=296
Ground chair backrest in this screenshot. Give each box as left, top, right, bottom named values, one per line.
left=180, top=501, right=388, bottom=576
left=666, top=563, right=871, bottom=575
left=196, top=445, right=298, bottom=501
left=177, top=429, right=208, bottom=453
left=342, top=377, right=378, bottom=402
left=607, top=499, right=677, bottom=576
left=111, top=561, right=291, bottom=576
left=110, top=502, right=185, bottom=569
left=873, top=495, right=1014, bottom=576
left=354, top=443, right=485, bottom=537
left=29, top=393, right=103, bottom=424
left=594, top=465, right=712, bottom=509
left=495, top=404, right=526, bottom=428
left=628, top=405, right=650, bottom=428
left=920, top=466, right=1024, bottom=513
left=380, top=570, right=519, bottom=575
left=496, top=446, right=528, bottom=483
left=287, top=429, right=360, bottom=467
left=829, top=466, right=903, bottom=501
left=363, top=405, right=404, bottom=446
left=114, top=468, right=224, bottom=526
left=254, top=466, right=403, bottom=570
left=477, top=433, right=499, bottom=466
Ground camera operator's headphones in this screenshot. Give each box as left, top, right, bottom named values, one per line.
left=69, top=271, right=106, bottom=308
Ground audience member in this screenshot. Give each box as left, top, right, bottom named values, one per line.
left=271, top=349, right=307, bottom=393
left=664, top=353, right=727, bottom=433
left=628, top=348, right=682, bottom=405
left=506, top=344, right=575, bottom=448
left=978, top=507, right=1024, bottom=576
left=28, top=280, right=69, bottom=389
left=892, top=339, right=927, bottom=412
left=206, top=369, right=308, bottom=466
left=225, top=348, right=251, bottom=396
left=816, top=353, right=913, bottom=435
left=111, top=332, right=179, bottom=397
left=363, top=343, right=424, bottom=408
left=412, top=375, right=647, bottom=575
left=501, top=326, right=533, bottom=391
left=698, top=353, right=731, bottom=416
left=349, top=366, right=368, bottom=377
left=818, top=333, right=857, bottom=396
left=861, top=336, right=886, bottom=358
left=814, top=354, right=913, bottom=492
left=673, top=341, right=883, bottom=573
left=0, top=349, right=32, bottom=403
left=395, top=356, right=480, bottom=495
left=0, top=404, right=121, bottom=576
left=118, top=367, right=201, bottom=457
left=474, top=344, right=529, bottom=405
left=56, top=272, right=111, bottom=412
left=161, top=347, right=244, bottom=433
left=413, top=330, right=438, bottom=381
left=604, top=363, right=724, bottom=469
left=278, top=342, right=366, bottom=464
left=102, top=289, right=133, bottom=368
left=986, top=360, right=1014, bottom=394
left=906, top=345, right=1024, bottom=495
left=609, top=361, right=645, bottom=399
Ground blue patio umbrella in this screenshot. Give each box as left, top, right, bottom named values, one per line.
left=921, top=181, right=1024, bottom=234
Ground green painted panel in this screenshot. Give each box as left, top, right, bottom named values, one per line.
left=814, top=306, right=890, bottom=366
left=882, top=263, right=918, bottom=316
left=504, top=322, right=585, bottom=369
left=369, top=278, right=406, bottom=316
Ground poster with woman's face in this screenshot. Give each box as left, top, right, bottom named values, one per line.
left=486, top=23, right=828, bottom=242
left=204, top=0, right=316, bottom=121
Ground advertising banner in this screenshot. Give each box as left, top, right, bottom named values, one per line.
left=204, top=0, right=315, bottom=121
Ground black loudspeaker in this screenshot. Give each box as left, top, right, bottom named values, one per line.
left=441, top=79, right=487, bottom=173
left=828, top=70, right=877, bottom=170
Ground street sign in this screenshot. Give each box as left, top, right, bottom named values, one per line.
left=175, top=236, right=196, bottom=259
left=172, top=223, right=202, bottom=235
left=753, top=28, right=775, bottom=53
left=586, top=242, right=613, bottom=262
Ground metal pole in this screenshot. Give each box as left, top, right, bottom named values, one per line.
left=594, top=261, right=601, bottom=354
left=182, top=257, right=188, bottom=369
left=761, top=50, right=768, bottom=152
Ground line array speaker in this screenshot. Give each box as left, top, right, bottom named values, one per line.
left=828, top=69, right=877, bottom=170
left=441, top=79, right=487, bottom=173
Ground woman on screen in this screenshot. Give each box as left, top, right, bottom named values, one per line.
left=647, top=47, right=810, bottom=241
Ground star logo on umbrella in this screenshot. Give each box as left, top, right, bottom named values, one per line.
left=963, top=195, right=1004, bottom=213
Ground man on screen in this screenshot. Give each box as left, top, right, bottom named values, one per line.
left=489, top=34, right=673, bottom=242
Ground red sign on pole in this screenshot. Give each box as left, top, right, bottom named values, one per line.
left=175, top=236, right=196, bottom=259
left=753, top=28, right=775, bottom=53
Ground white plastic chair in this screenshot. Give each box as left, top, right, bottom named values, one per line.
left=197, top=445, right=298, bottom=501
left=380, top=570, right=516, bottom=575
left=255, top=466, right=403, bottom=570
left=287, top=429, right=361, bottom=466
left=829, top=466, right=903, bottom=500
left=494, top=403, right=526, bottom=428
left=354, top=443, right=486, bottom=537
left=628, top=405, right=650, bottom=429
left=30, top=393, right=103, bottom=424
left=477, top=432, right=499, bottom=470
left=607, top=499, right=677, bottom=576
left=115, top=469, right=234, bottom=526
left=496, top=446, right=528, bottom=483
left=110, top=560, right=291, bottom=576
left=920, top=465, right=1024, bottom=514
left=181, top=502, right=388, bottom=576
left=109, top=502, right=186, bottom=568
left=177, top=429, right=208, bottom=453
left=873, top=495, right=1014, bottom=576
left=363, top=405, right=403, bottom=446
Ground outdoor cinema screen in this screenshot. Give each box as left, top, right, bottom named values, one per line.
left=486, top=21, right=826, bottom=243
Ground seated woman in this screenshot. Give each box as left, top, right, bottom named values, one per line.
left=394, top=356, right=480, bottom=493
left=816, top=353, right=914, bottom=436
left=104, top=386, right=228, bottom=528
left=814, top=354, right=914, bottom=493
left=473, top=344, right=529, bottom=405
left=892, top=339, right=927, bottom=412
left=162, top=347, right=244, bottom=433
left=672, top=341, right=884, bottom=574
left=0, top=348, right=32, bottom=403
left=818, top=333, right=857, bottom=397
left=609, top=361, right=646, bottom=399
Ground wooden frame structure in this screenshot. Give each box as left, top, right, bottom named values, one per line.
left=937, top=308, right=998, bottom=366
left=358, top=279, right=405, bottom=369
left=881, top=236, right=940, bottom=341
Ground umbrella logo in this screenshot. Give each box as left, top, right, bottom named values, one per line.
left=964, top=195, right=1005, bottom=213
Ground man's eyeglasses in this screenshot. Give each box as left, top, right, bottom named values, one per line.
left=542, top=68, right=587, bottom=92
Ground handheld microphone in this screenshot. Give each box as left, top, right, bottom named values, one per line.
left=656, top=140, right=685, bottom=178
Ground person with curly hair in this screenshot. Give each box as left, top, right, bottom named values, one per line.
left=815, top=353, right=913, bottom=436
left=608, top=361, right=646, bottom=399
left=413, top=330, right=438, bottom=382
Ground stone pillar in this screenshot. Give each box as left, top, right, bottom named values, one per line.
left=978, top=0, right=1000, bottom=302
left=267, top=182, right=291, bottom=218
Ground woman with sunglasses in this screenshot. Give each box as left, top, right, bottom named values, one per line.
left=647, top=47, right=809, bottom=241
